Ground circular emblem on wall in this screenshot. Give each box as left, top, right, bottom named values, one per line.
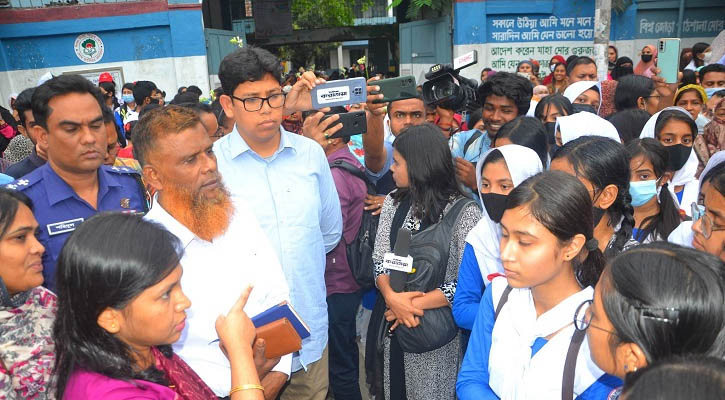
left=74, top=33, right=104, bottom=64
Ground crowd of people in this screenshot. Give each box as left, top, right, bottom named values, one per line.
left=1, top=33, right=725, bottom=400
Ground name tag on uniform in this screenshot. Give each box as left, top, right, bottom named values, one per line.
left=383, top=252, right=414, bottom=273
left=47, top=218, right=84, bottom=236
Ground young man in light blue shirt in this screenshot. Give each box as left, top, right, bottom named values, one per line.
left=214, top=47, right=343, bottom=400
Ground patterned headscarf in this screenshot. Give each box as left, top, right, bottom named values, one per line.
left=2, top=134, right=33, bottom=165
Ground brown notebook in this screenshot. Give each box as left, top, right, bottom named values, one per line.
left=256, top=317, right=302, bottom=359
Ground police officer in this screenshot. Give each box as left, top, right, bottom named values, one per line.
left=5, top=75, right=147, bottom=293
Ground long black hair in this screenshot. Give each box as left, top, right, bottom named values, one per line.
left=53, top=213, right=184, bottom=397
left=614, top=75, right=655, bottom=112
left=625, top=138, right=681, bottom=241
left=99, top=81, right=120, bottom=110
left=602, top=242, right=725, bottom=364
left=0, top=188, right=33, bottom=240
left=505, top=171, right=606, bottom=287
left=607, top=109, right=651, bottom=144
left=392, top=123, right=465, bottom=222
left=553, top=136, right=634, bottom=259
left=622, top=356, right=725, bottom=400
left=493, top=116, right=549, bottom=168
left=534, top=94, right=573, bottom=121
left=691, top=42, right=709, bottom=68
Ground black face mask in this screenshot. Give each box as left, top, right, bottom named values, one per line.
left=641, top=54, right=653, bottom=63
left=481, top=193, right=508, bottom=223
left=572, top=103, right=597, bottom=114
left=666, top=144, right=693, bottom=171
left=544, top=122, right=557, bottom=145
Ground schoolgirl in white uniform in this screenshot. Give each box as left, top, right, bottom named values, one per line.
left=640, top=107, right=699, bottom=216
left=453, top=144, right=543, bottom=330
left=457, top=171, right=620, bottom=400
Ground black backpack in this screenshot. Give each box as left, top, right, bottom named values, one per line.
left=329, top=159, right=379, bottom=290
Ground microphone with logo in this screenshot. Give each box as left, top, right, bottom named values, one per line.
left=385, top=228, right=413, bottom=336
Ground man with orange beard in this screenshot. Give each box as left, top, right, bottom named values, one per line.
left=136, top=105, right=292, bottom=399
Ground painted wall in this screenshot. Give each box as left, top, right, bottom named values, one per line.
left=452, top=0, right=724, bottom=81
left=0, top=2, right=209, bottom=108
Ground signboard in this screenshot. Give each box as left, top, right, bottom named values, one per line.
left=63, top=68, right=125, bottom=99
left=486, top=15, right=597, bottom=73
left=74, top=33, right=105, bottom=64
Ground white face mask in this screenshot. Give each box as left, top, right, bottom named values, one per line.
left=703, top=51, right=713, bottom=63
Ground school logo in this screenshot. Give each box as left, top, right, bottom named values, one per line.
left=74, top=33, right=104, bottom=64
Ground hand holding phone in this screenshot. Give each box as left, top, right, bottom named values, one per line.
left=310, top=77, right=367, bottom=109
left=370, top=75, right=418, bottom=104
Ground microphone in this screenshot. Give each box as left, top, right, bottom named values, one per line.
left=389, top=228, right=412, bottom=292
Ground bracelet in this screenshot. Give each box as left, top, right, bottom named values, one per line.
left=229, top=384, right=264, bottom=395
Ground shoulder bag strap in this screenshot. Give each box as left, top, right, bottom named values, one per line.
left=463, top=130, right=484, bottom=155
left=561, top=328, right=587, bottom=400
left=494, top=285, right=513, bottom=321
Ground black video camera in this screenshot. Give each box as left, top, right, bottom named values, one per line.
left=421, top=50, right=480, bottom=112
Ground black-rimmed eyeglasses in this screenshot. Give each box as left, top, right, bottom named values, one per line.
left=230, top=93, right=286, bottom=112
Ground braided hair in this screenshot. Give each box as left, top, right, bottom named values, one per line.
left=553, top=136, right=634, bottom=259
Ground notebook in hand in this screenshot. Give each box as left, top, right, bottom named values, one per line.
left=256, top=318, right=302, bottom=358
left=251, top=302, right=311, bottom=340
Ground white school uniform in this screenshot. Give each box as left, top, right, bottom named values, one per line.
left=487, top=277, right=609, bottom=399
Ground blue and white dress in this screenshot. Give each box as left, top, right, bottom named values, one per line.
left=457, top=277, right=621, bottom=400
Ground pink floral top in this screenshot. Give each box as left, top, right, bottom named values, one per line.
left=0, top=287, right=57, bottom=399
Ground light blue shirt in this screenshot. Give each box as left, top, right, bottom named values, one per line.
left=213, top=126, right=343, bottom=371
left=449, top=129, right=491, bottom=164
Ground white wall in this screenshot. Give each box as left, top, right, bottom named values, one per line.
left=0, top=55, right=210, bottom=109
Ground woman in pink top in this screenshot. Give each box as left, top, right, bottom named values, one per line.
left=0, top=189, right=56, bottom=399
left=53, top=213, right=264, bottom=400
left=634, top=45, right=658, bottom=78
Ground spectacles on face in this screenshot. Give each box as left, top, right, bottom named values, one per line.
left=573, top=300, right=618, bottom=335
left=212, top=126, right=225, bottom=139
left=230, top=93, right=286, bottom=112
left=691, top=202, right=725, bottom=239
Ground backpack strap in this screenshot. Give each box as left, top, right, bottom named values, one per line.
left=329, top=159, right=376, bottom=195
left=561, top=328, right=586, bottom=400
left=494, top=285, right=513, bottom=321
left=463, top=130, right=484, bottom=155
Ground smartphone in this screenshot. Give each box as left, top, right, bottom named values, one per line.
left=321, top=111, right=367, bottom=139
left=657, top=38, right=680, bottom=84
left=371, top=75, right=418, bottom=104
left=311, top=77, right=367, bottom=109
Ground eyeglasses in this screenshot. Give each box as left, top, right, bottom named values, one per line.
left=230, top=93, right=286, bottom=112
left=691, top=202, right=725, bottom=239
left=573, top=300, right=618, bottom=335
left=212, top=126, right=226, bottom=139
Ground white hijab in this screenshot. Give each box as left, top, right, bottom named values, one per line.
left=466, top=145, right=543, bottom=281
left=563, top=80, right=602, bottom=113
left=556, top=111, right=621, bottom=145
left=640, top=106, right=698, bottom=187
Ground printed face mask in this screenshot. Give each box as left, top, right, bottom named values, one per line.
left=666, top=144, right=693, bottom=172
left=481, top=192, right=508, bottom=223
left=629, top=179, right=658, bottom=207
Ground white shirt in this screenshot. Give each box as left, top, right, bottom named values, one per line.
left=488, top=278, right=606, bottom=399
left=145, top=195, right=292, bottom=396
